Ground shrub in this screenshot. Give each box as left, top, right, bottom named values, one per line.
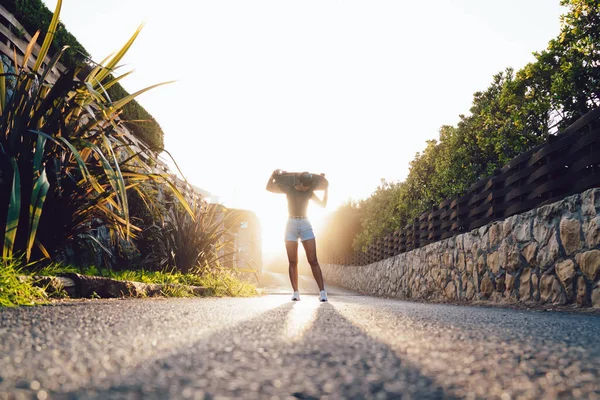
left=0, top=1, right=190, bottom=266
left=2, top=0, right=164, bottom=150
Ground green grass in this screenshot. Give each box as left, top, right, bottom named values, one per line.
left=192, top=269, right=259, bottom=297
left=1, top=260, right=258, bottom=304
left=0, top=259, right=48, bottom=307
left=35, top=262, right=80, bottom=276
left=35, top=263, right=259, bottom=298
left=107, top=268, right=259, bottom=297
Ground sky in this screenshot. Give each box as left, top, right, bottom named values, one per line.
left=41, top=0, right=565, bottom=256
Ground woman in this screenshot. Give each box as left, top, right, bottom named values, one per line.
left=266, top=170, right=328, bottom=302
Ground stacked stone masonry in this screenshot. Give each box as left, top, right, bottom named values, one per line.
left=322, top=188, right=600, bottom=308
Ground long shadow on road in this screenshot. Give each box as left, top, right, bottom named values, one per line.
left=331, top=295, right=600, bottom=399
left=65, top=299, right=454, bottom=399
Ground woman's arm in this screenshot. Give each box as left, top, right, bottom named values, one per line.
left=311, top=187, right=328, bottom=208
left=266, top=170, right=288, bottom=193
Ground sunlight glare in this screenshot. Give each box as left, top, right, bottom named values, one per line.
left=252, top=188, right=330, bottom=257
left=283, top=301, right=318, bottom=342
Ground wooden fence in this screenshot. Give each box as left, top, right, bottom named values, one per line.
left=0, top=4, right=65, bottom=83
left=325, top=108, right=600, bottom=266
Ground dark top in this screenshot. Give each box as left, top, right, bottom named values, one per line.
left=281, top=185, right=314, bottom=217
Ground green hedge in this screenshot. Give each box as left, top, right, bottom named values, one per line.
left=106, top=83, right=165, bottom=151
left=4, top=0, right=164, bottom=151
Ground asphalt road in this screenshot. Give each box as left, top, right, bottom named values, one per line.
left=1, top=282, right=600, bottom=399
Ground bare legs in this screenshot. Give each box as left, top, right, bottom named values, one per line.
left=302, top=239, right=325, bottom=291
left=285, top=239, right=325, bottom=292
left=285, top=241, right=299, bottom=292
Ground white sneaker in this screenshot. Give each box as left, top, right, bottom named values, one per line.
left=291, top=291, right=301, bottom=301
left=319, top=290, right=328, bottom=302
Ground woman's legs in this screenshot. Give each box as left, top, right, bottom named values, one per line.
left=285, top=241, right=299, bottom=292
left=301, top=238, right=325, bottom=291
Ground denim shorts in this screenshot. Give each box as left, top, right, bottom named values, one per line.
left=285, top=218, right=315, bottom=242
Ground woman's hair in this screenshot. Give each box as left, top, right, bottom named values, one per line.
left=297, top=171, right=313, bottom=186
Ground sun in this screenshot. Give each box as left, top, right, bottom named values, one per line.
left=250, top=194, right=329, bottom=259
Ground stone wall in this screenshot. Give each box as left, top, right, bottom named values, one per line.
left=322, top=188, right=600, bottom=307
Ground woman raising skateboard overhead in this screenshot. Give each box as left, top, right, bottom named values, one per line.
left=266, top=170, right=329, bottom=302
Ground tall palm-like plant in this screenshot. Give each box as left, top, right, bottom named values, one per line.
left=159, top=202, right=241, bottom=274
left=0, top=0, right=190, bottom=262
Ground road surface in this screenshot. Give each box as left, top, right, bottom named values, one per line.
left=0, top=276, right=599, bottom=399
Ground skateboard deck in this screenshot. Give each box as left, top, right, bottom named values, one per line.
left=267, top=170, right=328, bottom=193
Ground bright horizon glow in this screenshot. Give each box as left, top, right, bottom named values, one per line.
left=41, top=0, right=565, bottom=257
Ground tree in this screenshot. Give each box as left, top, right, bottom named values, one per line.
left=317, top=200, right=363, bottom=259
left=553, top=0, right=600, bottom=121
left=353, top=181, right=404, bottom=252
left=348, top=0, right=600, bottom=252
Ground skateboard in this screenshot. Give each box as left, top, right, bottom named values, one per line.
left=267, top=170, right=329, bottom=193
